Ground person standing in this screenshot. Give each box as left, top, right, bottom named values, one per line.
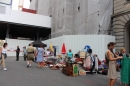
left=35, top=45, right=44, bottom=68
left=23, top=46, right=27, bottom=61
left=45, top=49, right=50, bottom=61
left=16, top=46, right=20, bottom=61
left=105, top=42, right=123, bottom=86
left=119, top=48, right=128, bottom=86
left=0, top=43, right=8, bottom=71
left=26, top=43, right=35, bottom=68
left=90, top=55, right=95, bottom=74
left=67, top=49, right=73, bottom=59
left=46, top=49, right=50, bottom=56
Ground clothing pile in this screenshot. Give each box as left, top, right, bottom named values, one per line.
left=44, top=56, right=66, bottom=69
left=83, top=55, right=98, bottom=72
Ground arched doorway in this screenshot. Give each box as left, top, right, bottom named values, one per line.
left=125, top=21, right=130, bottom=54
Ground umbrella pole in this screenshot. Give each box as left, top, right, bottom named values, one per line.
left=62, top=54, right=66, bottom=62
left=37, top=29, right=39, bottom=40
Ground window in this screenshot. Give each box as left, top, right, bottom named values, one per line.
left=78, top=3, right=80, bottom=12
left=125, top=0, right=130, bottom=4
left=63, top=8, right=64, bottom=14
left=127, top=0, right=130, bottom=2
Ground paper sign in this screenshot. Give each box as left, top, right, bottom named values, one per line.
left=10, top=46, right=14, bottom=51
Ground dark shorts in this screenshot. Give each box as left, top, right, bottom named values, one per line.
left=27, top=54, right=34, bottom=60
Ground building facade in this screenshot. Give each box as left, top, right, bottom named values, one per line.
left=112, top=0, right=130, bottom=53
left=30, top=0, right=113, bottom=37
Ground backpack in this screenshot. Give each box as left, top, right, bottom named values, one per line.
left=102, top=69, right=108, bottom=75
left=105, top=50, right=115, bottom=67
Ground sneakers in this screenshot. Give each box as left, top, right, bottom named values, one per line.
left=27, top=65, right=29, bottom=68
left=3, top=68, right=7, bottom=71
left=29, top=64, right=31, bottom=67
left=27, top=64, right=31, bottom=68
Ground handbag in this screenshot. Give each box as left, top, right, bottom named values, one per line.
left=5, top=53, right=7, bottom=59
left=0, top=53, right=2, bottom=60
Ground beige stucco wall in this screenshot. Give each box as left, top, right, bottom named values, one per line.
left=114, top=0, right=130, bottom=14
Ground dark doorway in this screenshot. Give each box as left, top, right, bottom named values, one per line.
left=0, top=22, right=51, bottom=40
left=125, top=22, right=130, bottom=54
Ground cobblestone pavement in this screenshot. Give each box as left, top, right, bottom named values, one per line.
left=0, top=57, right=120, bottom=86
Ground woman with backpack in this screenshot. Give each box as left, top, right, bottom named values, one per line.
left=105, top=42, right=123, bottom=86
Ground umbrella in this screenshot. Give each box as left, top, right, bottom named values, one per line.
left=50, top=42, right=54, bottom=52
left=30, top=40, right=47, bottom=47
left=61, top=43, right=66, bottom=54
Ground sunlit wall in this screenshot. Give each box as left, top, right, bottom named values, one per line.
left=12, top=0, right=30, bottom=10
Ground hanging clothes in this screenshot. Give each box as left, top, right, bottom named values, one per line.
left=95, top=57, right=98, bottom=70
left=83, top=56, right=91, bottom=68
left=121, top=56, right=130, bottom=85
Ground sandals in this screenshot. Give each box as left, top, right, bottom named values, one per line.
left=120, top=82, right=129, bottom=86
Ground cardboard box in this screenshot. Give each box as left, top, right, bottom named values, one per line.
left=79, top=51, right=86, bottom=58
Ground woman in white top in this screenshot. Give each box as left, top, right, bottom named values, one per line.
left=0, top=43, right=8, bottom=71
left=46, top=49, right=50, bottom=56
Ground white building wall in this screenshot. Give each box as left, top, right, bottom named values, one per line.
left=12, top=0, right=30, bottom=10
left=43, top=35, right=115, bottom=60
left=0, top=0, right=12, bottom=5
left=6, top=35, right=115, bottom=60
left=6, top=38, right=33, bottom=56
left=42, top=36, right=65, bottom=54
left=0, top=9, right=51, bottom=28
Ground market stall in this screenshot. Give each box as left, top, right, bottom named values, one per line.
left=61, top=49, right=101, bottom=76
